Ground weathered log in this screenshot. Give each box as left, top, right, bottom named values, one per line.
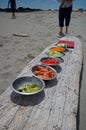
left=0, top=36, right=82, bottom=130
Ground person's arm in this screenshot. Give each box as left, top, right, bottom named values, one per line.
left=8, top=0, right=10, bottom=8
left=58, top=0, right=65, bottom=8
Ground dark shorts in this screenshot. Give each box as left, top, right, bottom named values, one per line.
left=59, top=6, right=72, bottom=27
left=11, top=4, right=16, bottom=13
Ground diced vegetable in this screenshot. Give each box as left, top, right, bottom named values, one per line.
left=50, top=47, right=64, bottom=52
left=47, top=51, right=63, bottom=57
left=18, top=83, right=40, bottom=93
left=41, top=57, right=59, bottom=65
left=33, top=65, right=55, bottom=80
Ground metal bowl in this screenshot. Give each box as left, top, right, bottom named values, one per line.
left=31, top=64, right=57, bottom=80
left=46, top=50, right=64, bottom=58
left=57, top=43, right=68, bottom=49
left=11, top=76, right=45, bottom=95
left=40, top=56, right=61, bottom=66
left=49, top=46, right=65, bottom=52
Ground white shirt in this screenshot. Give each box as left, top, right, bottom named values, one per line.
left=59, top=0, right=72, bottom=8
left=63, top=1, right=72, bottom=7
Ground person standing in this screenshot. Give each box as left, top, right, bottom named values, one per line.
left=58, top=0, right=73, bottom=34
left=8, top=0, right=16, bottom=19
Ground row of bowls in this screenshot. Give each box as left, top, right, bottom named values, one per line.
left=12, top=45, right=66, bottom=95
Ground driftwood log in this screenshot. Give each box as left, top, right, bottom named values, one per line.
left=0, top=36, right=82, bottom=130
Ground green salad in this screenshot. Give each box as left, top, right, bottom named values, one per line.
left=46, top=51, right=63, bottom=57
left=18, top=83, right=41, bottom=93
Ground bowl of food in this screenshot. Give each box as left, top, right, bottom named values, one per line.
left=11, top=76, right=45, bottom=95
left=31, top=65, right=57, bottom=80
left=40, top=56, right=61, bottom=66
left=57, top=43, right=68, bottom=49
left=46, top=50, right=64, bottom=58
left=49, top=46, right=65, bottom=52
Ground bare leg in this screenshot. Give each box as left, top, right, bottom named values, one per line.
left=65, top=26, right=68, bottom=34
left=59, top=27, right=63, bottom=34
left=12, top=12, right=16, bottom=19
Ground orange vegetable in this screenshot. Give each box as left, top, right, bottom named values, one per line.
left=33, top=65, right=55, bottom=79
left=50, top=47, right=64, bottom=52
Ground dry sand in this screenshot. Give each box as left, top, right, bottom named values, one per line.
left=0, top=11, right=86, bottom=129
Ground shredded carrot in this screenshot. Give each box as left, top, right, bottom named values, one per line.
left=33, top=65, right=55, bottom=79
left=50, top=47, right=64, bottom=52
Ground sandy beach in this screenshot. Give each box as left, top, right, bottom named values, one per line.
left=0, top=11, right=86, bottom=129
